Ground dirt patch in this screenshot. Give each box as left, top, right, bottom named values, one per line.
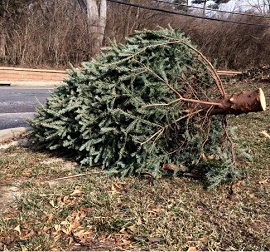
left=0, top=138, right=29, bottom=150
left=0, top=183, right=21, bottom=217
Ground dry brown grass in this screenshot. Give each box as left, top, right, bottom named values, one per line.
left=1, top=0, right=270, bottom=70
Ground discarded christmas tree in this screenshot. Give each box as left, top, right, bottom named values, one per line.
left=28, top=28, right=266, bottom=188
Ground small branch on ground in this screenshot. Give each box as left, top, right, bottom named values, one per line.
left=260, top=130, right=270, bottom=139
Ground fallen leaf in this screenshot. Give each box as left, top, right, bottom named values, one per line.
left=259, top=179, right=268, bottom=185
left=127, top=225, right=136, bottom=233
left=119, top=227, right=128, bottom=234
left=50, top=246, right=59, bottom=251
left=187, top=247, right=197, bottom=252
left=46, top=213, right=54, bottom=224
left=2, top=235, right=15, bottom=245
left=60, top=220, right=70, bottom=225
left=14, top=225, right=21, bottom=235
left=49, top=199, right=55, bottom=207
left=57, top=197, right=65, bottom=206
left=148, top=207, right=163, bottom=215
left=70, top=188, right=83, bottom=197
left=52, top=233, right=61, bottom=242
left=62, top=227, right=72, bottom=235
left=43, top=226, right=50, bottom=232
left=20, top=230, right=35, bottom=241
left=63, top=196, right=69, bottom=203
left=68, top=236, right=74, bottom=245
left=136, top=217, right=142, bottom=225
left=54, top=224, right=61, bottom=232
left=248, top=193, right=256, bottom=199
left=111, top=182, right=127, bottom=194
left=72, top=229, right=92, bottom=244
left=22, top=169, right=31, bottom=176
left=199, top=236, right=208, bottom=243
left=120, top=239, right=131, bottom=246
left=225, top=246, right=237, bottom=251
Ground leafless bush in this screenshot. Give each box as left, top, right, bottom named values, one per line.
left=179, top=15, right=270, bottom=69
left=3, top=0, right=92, bottom=68
left=105, top=0, right=181, bottom=42
left=1, top=0, right=270, bottom=70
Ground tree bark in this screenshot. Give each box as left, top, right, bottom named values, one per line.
left=0, top=19, right=7, bottom=60
left=202, top=88, right=266, bottom=115
left=202, top=0, right=207, bottom=16
left=84, top=0, right=107, bottom=57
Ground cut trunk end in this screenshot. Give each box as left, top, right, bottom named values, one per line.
left=208, top=88, right=266, bottom=116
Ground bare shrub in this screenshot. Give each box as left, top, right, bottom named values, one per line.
left=105, top=0, right=181, bottom=42
left=179, top=15, right=270, bottom=69
left=3, top=0, right=92, bottom=68
left=1, top=0, right=270, bottom=69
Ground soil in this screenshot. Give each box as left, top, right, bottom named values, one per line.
left=0, top=183, right=21, bottom=217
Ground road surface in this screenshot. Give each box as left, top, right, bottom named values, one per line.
left=0, top=86, right=54, bottom=130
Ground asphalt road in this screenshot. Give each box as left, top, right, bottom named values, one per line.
left=0, top=86, right=54, bottom=130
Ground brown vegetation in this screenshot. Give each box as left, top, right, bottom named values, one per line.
left=1, top=0, right=270, bottom=70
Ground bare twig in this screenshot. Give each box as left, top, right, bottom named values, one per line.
left=180, top=97, right=222, bottom=107
left=180, top=40, right=226, bottom=98
left=142, top=95, right=223, bottom=108
left=137, top=128, right=164, bottom=145
left=260, top=130, right=270, bottom=139
left=200, top=113, right=212, bottom=151
left=172, top=109, right=204, bottom=124
left=48, top=173, right=90, bottom=181
left=222, top=116, right=236, bottom=164
left=142, top=98, right=182, bottom=108
left=138, top=108, right=203, bottom=148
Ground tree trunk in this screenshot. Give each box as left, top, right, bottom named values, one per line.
left=202, top=0, right=207, bottom=16
left=84, top=0, right=107, bottom=57
left=202, top=88, right=266, bottom=115
left=0, top=19, right=7, bottom=60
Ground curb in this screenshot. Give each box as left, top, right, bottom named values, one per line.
left=0, top=67, right=68, bottom=87
left=0, top=127, right=29, bottom=143
left=0, top=81, right=62, bottom=87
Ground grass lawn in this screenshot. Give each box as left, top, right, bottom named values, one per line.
left=0, top=79, right=269, bottom=251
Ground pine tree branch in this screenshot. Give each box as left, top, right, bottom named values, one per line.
left=103, top=39, right=187, bottom=67
left=137, top=108, right=204, bottom=146
left=143, top=97, right=223, bottom=108
left=179, top=40, right=226, bottom=98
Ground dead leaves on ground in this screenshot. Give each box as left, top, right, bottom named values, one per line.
left=0, top=186, right=91, bottom=249
left=186, top=236, right=210, bottom=251
left=110, top=182, right=128, bottom=195
left=0, top=184, right=139, bottom=250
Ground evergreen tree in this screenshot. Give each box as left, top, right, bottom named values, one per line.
left=192, top=0, right=231, bottom=14
left=28, top=27, right=256, bottom=188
